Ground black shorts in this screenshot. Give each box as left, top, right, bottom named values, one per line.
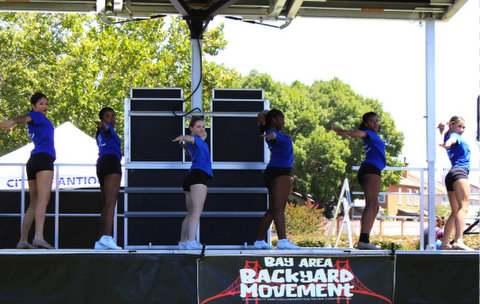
left=357, top=162, right=381, bottom=185
left=96, top=154, right=122, bottom=187
left=445, top=167, right=469, bottom=191
left=26, top=153, right=54, bottom=180
left=264, top=167, right=292, bottom=190
left=183, top=169, right=211, bottom=191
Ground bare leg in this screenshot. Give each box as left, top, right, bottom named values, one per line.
left=360, top=174, right=381, bottom=235
left=180, top=191, right=192, bottom=242
left=256, top=175, right=292, bottom=240
left=180, top=184, right=207, bottom=242
left=440, top=191, right=458, bottom=247
left=18, top=180, right=38, bottom=244
left=256, top=198, right=274, bottom=241
left=452, top=179, right=470, bottom=242
left=98, top=173, right=121, bottom=237
left=33, top=170, right=53, bottom=241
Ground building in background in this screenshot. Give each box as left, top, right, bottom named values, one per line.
left=382, top=169, right=445, bottom=217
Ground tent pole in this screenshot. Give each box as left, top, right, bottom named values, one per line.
left=425, top=19, right=437, bottom=250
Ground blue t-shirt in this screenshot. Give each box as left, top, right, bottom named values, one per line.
left=187, top=135, right=213, bottom=177
left=444, top=133, right=470, bottom=170
left=266, top=129, right=294, bottom=168
left=97, top=122, right=122, bottom=162
left=27, top=111, right=56, bottom=159
left=362, top=130, right=386, bottom=171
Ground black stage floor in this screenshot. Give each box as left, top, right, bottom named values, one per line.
left=0, top=248, right=478, bottom=304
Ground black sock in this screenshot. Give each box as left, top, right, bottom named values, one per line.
left=359, top=233, right=370, bottom=243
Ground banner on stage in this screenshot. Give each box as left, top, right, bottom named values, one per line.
left=198, top=255, right=393, bottom=304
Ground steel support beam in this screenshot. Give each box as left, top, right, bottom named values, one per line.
left=191, top=38, right=203, bottom=111
left=425, top=19, right=436, bottom=250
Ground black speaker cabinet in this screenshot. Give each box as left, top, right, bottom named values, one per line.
left=124, top=88, right=269, bottom=248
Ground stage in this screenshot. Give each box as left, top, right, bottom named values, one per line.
left=0, top=248, right=477, bottom=304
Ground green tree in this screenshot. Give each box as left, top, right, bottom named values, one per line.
left=310, top=78, right=404, bottom=192
left=435, top=204, right=451, bottom=218
left=0, top=13, right=238, bottom=154
left=237, top=73, right=404, bottom=216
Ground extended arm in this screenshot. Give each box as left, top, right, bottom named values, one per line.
left=95, top=121, right=111, bottom=133
left=440, top=135, right=457, bottom=149
left=262, top=131, right=277, bottom=143
left=172, top=134, right=195, bottom=155
left=172, top=134, right=195, bottom=145
left=0, top=114, right=33, bottom=132
left=332, top=125, right=367, bottom=138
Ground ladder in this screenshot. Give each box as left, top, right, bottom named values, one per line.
left=325, top=178, right=354, bottom=248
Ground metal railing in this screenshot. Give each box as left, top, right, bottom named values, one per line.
left=350, top=166, right=480, bottom=250
left=1, top=163, right=478, bottom=249
left=0, top=163, right=120, bottom=249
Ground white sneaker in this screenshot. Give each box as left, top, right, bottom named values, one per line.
left=276, top=239, right=300, bottom=249
left=178, top=241, right=187, bottom=249
left=253, top=240, right=274, bottom=249
left=452, top=241, right=474, bottom=251
left=185, top=240, right=203, bottom=250
left=357, top=241, right=380, bottom=250
left=94, top=241, right=109, bottom=250
left=98, top=235, right=122, bottom=250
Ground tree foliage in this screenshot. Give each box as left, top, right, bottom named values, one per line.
left=0, top=13, right=238, bottom=153
left=435, top=204, right=451, bottom=218
left=0, top=13, right=405, bottom=215
left=236, top=72, right=404, bottom=215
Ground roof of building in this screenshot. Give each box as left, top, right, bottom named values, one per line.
left=395, top=173, right=446, bottom=193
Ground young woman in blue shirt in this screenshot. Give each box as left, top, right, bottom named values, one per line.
left=0, top=93, right=56, bottom=249
left=437, top=116, right=472, bottom=251
left=94, top=107, right=123, bottom=250
left=254, top=109, right=299, bottom=250
left=172, top=116, right=212, bottom=250
left=333, top=112, right=386, bottom=250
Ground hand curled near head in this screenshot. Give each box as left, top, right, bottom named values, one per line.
left=257, top=110, right=268, bottom=126
left=437, top=122, right=446, bottom=135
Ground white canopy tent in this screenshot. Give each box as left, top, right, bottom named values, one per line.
left=0, top=122, right=124, bottom=190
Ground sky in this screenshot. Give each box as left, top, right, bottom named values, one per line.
left=206, top=0, right=479, bottom=184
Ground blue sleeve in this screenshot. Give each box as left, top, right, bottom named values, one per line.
left=265, top=130, right=274, bottom=145
left=277, top=132, right=290, bottom=145
left=187, top=137, right=197, bottom=154
left=192, top=135, right=200, bottom=146
left=103, top=122, right=113, bottom=135
left=27, top=111, right=41, bottom=123
left=449, top=133, right=461, bottom=144
left=266, top=130, right=284, bottom=145
left=364, top=129, right=374, bottom=139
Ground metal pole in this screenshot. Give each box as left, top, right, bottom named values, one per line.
left=20, top=166, right=25, bottom=230
left=419, top=168, right=425, bottom=249
left=124, top=97, right=129, bottom=248
left=113, top=200, right=118, bottom=241
left=344, top=179, right=353, bottom=248
left=191, top=38, right=202, bottom=111
left=54, top=165, right=60, bottom=249
left=425, top=20, right=437, bottom=250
